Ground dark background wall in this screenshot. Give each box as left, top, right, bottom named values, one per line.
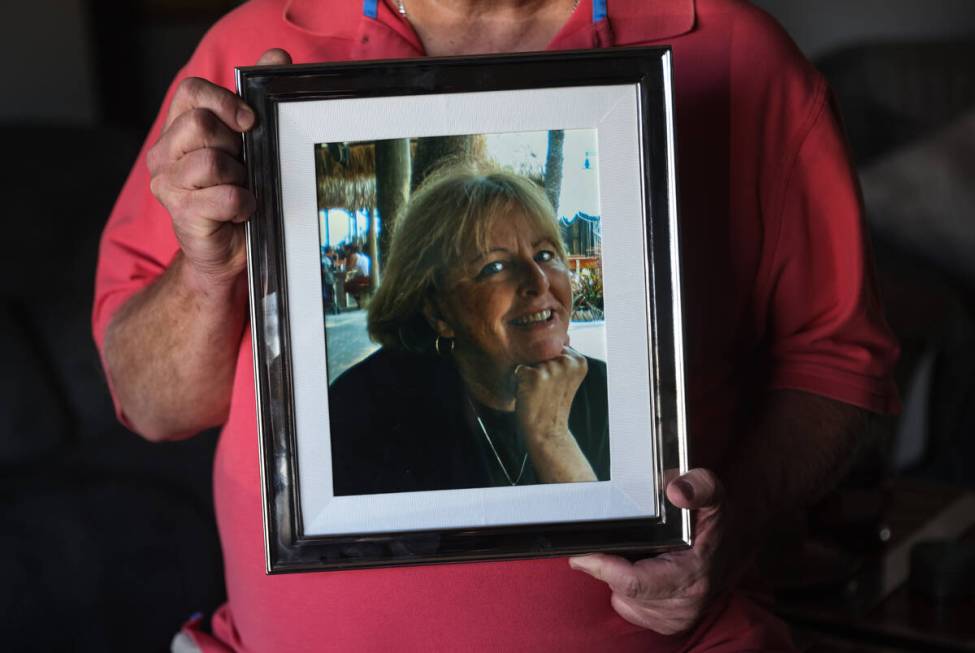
left=1, top=0, right=97, bottom=124
left=0, top=0, right=239, bottom=129
left=754, top=0, right=975, bottom=56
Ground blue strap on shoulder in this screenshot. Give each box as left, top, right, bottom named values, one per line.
left=364, top=0, right=379, bottom=19
left=593, top=0, right=607, bottom=22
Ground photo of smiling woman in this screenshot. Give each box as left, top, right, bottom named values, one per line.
left=325, top=153, right=609, bottom=496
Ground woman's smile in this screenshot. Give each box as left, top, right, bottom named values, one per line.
left=509, top=308, right=554, bottom=326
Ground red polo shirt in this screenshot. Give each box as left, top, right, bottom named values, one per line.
left=94, top=0, right=899, bottom=650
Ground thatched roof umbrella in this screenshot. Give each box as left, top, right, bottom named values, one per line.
left=316, top=135, right=494, bottom=210
left=315, top=142, right=378, bottom=211
left=316, top=141, right=390, bottom=287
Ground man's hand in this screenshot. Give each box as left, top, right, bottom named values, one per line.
left=146, top=48, right=291, bottom=287
left=569, top=468, right=738, bottom=635
left=103, top=48, right=293, bottom=441
left=567, top=392, right=868, bottom=636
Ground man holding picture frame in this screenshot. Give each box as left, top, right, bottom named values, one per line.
left=94, top=1, right=899, bottom=652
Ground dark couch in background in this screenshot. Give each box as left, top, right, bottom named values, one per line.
left=0, top=126, right=224, bottom=652
left=819, top=40, right=975, bottom=486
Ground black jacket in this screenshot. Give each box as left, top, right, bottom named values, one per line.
left=328, top=348, right=609, bottom=495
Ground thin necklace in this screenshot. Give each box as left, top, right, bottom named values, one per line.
left=468, top=397, right=528, bottom=485
left=396, top=0, right=581, bottom=19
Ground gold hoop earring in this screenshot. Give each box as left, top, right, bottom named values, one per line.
left=435, top=336, right=454, bottom=355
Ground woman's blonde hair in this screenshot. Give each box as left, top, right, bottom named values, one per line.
left=367, top=161, right=566, bottom=351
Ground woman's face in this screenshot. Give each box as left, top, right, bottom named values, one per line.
left=430, top=210, right=572, bottom=372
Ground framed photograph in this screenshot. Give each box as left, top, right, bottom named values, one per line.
left=238, top=47, right=689, bottom=573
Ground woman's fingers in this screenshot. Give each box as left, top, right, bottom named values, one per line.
left=517, top=349, right=587, bottom=385
left=515, top=353, right=587, bottom=433
left=561, top=345, right=587, bottom=367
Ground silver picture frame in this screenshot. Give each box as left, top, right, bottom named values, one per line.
left=238, top=47, right=690, bottom=573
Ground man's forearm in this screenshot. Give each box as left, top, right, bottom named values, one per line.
left=103, top=252, right=249, bottom=441
left=720, top=389, right=868, bottom=539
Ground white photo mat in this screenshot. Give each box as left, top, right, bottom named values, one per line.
left=277, top=84, right=659, bottom=536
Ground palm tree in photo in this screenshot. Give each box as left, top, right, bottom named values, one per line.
left=543, top=129, right=564, bottom=214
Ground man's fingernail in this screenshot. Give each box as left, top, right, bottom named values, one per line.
left=237, top=107, right=255, bottom=130
left=569, top=556, right=592, bottom=572
left=674, top=478, right=695, bottom=502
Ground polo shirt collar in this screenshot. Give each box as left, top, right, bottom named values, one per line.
left=284, top=0, right=696, bottom=57
left=603, top=0, right=695, bottom=45
left=284, top=0, right=363, bottom=38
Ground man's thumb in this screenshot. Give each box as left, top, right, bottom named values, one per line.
left=256, top=48, right=292, bottom=66
left=666, top=468, right=723, bottom=510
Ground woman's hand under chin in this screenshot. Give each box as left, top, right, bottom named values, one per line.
left=514, top=347, right=597, bottom=483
